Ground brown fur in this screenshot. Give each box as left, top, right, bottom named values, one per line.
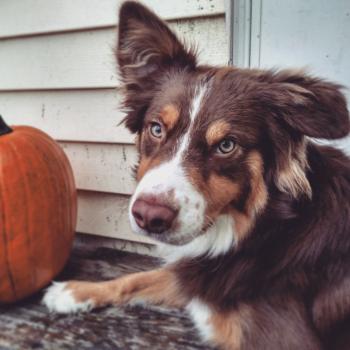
left=230, top=209, right=253, bottom=243
left=276, top=139, right=312, bottom=198
left=227, top=151, right=268, bottom=242
left=159, top=104, right=180, bottom=131
left=210, top=309, right=245, bottom=350
left=206, top=120, right=232, bottom=146
left=136, top=156, right=162, bottom=181
left=245, top=151, right=268, bottom=215
left=56, top=2, right=350, bottom=349
left=312, top=277, right=350, bottom=332
left=206, top=174, right=240, bottom=215
left=66, top=269, right=187, bottom=308
left=116, top=2, right=350, bottom=347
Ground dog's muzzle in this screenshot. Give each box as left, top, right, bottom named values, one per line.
left=131, top=196, right=178, bottom=234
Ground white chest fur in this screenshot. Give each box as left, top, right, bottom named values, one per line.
left=186, top=298, right=214, bottom=342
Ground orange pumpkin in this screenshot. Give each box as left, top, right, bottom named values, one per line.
left=0, top=116, right=77, bottom=303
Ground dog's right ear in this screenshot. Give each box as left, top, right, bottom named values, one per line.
left=117, top=1, right=197, bottom=133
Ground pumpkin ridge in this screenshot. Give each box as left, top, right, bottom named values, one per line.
left=20, top=129, right=76, bottom=284
left=28, top=132, right=75, bottom=247
left=0, top=142, right=18, bottom=301
left=26, top=133, right=67, bottom=255
left=6, top=138, right=37, bottom=293
left=0, top=204, right=17, bottom=300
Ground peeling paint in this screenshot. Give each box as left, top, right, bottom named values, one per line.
left=41, top=104, right=45, bottom=119
left=122, top=146, right=127, bottom=162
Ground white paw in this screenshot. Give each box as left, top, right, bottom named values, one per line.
left=42, top=282, right=94, bottom=314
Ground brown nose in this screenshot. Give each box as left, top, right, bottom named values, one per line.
left=131, top=199, right=177, bottom=234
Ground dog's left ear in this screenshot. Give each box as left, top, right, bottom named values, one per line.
left=118, top=1, right=196, bottom=82
left=262, top=71, right=350, bottom=139
left=117, top=1, right=197, bottom=133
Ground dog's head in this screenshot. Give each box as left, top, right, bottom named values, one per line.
left=117, top=2, right=349, bottom=251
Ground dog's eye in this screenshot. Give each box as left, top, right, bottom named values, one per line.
left=217, top=138, right=236, bottom=155
left=149, top=122, right=163, bottom=139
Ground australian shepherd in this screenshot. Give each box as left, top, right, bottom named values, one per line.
left=43, top=2, right=350, bottom=349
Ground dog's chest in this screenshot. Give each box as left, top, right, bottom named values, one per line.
left=186, top=298, right=214, bottom=342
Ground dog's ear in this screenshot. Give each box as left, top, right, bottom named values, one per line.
left=261, top=70, right=350, bottom=139
left=117, top=1, right=196, bottom=81
left=117, top=1, right=196, bottom=133
left=255, top=70, right=349, bottom=198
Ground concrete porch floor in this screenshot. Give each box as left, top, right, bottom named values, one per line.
left=0, top=243, right=214, bottom=350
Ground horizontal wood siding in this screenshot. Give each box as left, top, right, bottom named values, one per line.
left=0, top=0, right=227, bottom=242
left=0, top=17, right=227, bottom=91
left=60, top=142, right=137, bottom=194
left=0, top=90, right=133, bottom=143
left=0, top=0, right=225, bottom=38
left=77, top=191, right=155, bottom=244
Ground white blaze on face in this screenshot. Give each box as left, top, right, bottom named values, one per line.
left=129, top=85, right=208, bottom=244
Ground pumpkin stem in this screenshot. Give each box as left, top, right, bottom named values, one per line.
left=0, top=115, right=13, bottom=136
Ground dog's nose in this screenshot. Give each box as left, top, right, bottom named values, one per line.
left=132, top=199, right=177, bottom=234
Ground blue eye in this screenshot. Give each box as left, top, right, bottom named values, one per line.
left=150, top=122, right=163, bottom=138
left=217, top=138, right=235, bottom=154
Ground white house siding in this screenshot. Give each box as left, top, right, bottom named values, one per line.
left=248, top=0, right=350, bottom=154
left=0, top=0, right=228, bottom=243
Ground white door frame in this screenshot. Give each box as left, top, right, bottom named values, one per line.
left=226, top=0, right=262, bottom=68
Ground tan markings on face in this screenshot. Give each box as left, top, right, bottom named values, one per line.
left=188, top=167, right=240, bottom=218
left=205, top=120, right=232, bottom=146
left=159, top=104, right=180, bottom=131
left=276, top=139, right=311, bottom=198
left=206, top=174, right=240, bottom=214
left=186, top=151, right=267, bottom=243
left=137, top=156, right=162, bottom=181
left=245, top=151, right=268, bottom=214
left=229, top=209, right=252, bottom=243
left=229, top=151, right=268, bottom=242
left=210, top=305, right=251, bottom=350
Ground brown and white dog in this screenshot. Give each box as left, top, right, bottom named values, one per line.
left=43, top=2, right=350, bottom=349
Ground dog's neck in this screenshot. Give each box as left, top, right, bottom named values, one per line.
left=158, top=214, right=237, bottom=264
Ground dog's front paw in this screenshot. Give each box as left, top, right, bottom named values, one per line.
left=42, top=282, right=94, bottom=314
